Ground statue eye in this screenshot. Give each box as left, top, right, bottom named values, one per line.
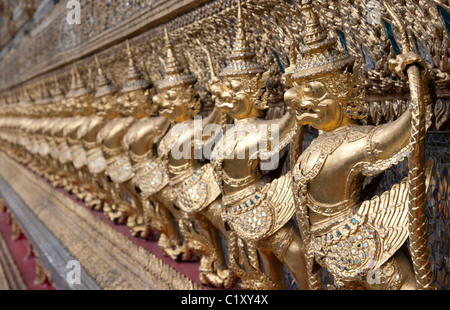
left=164, top=90, right=177, bottom=101
left=304, top=82, right=326, bottom=98
left=303, top=87, right=313, bottom=97
left=224, top=81, right=232, bottom=90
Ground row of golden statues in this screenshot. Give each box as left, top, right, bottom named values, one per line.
left=0, top=0, right=436, bottom=290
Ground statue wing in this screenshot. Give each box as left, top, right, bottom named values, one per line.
left=357, top=161, right=433, bottom=266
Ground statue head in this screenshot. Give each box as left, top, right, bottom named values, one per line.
left=92, top=55, right=119, bottom=119
left=117, top=40, right=155, bottom=118
left=212, top=0, right=269, bottom=120
left=65, top=63, right=93, bottom=117
left=152, top=28, right=199, bottom=123
left=284, top=0, right=364, bottom=132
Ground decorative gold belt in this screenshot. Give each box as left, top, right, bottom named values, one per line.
left=222, top=180, right=267, bottom=207
left=221, top=169, right=260, bottom=188
left=168, top=162, right=198, bottom=186
left=307, top=194, right=354, bottom=217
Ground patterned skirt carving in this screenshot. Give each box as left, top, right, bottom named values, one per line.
left=223, top=172, right=296, bottom=242
left=171, top=163, right=221, bottom=214
left=132, top=158, right=169, bottom=197
left=86, top=147, right=107, bottom=174
left=108, top=154, right=134, bottom=183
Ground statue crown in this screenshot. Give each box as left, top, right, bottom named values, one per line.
left=121, top=40, right=152, bottom=93
left=157, top=27, right=197, bottom=91
left=94, top=55, right=119, bottom=98
left=291, top=0, right=355, bottom=86
left=219, top=0, right=265, bottom=78
left=66, top=62, right=91, bottom=99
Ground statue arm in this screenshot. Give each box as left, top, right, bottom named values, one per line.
left=84, top=117, right=107, bottom=145
left=368, top=51, right=431, bottom=161
left=200, top=107, right=222, bottom=143
left=276, top=112, right=296, bottom=142
left=367, top=108, right=412, bottom=161
left=258, top=112, right=296, bottom=164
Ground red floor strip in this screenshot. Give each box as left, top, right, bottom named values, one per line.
left=0, top=208, right=55, bottom=290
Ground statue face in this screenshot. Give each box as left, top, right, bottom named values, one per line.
left=75, top=94, right=92, bottom=116
left=54, top=99, right=65, bottom=115
left=65, top=97, right=76, bottom=112
left=118, top=90, right=145, bottom=117
left=153, top=85, right=192, bottom=123
left=93, top=94, right=115, bottom=118
left=213, top=77, right=254, bottom=120
left=42, top=103, right=52, bottom=116
left=284, top=81, right=344, bottom=132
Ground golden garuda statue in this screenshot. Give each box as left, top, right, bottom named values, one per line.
left=210, top=0, right=308, bottom=290
left=0, top=0, right=444, bottom=291
left=96, top=43, right=155, bottom=232
left=76, top=55, right=120, bottom=211
left=284, top=0, right=435, bottom=290
left=150, top=28, right=237, bottom=288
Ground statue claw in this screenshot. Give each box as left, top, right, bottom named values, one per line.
left=128, top=218, right=152, bottom=239
left=86, top=198, right=103, bottom=211
left=104, top=203, right=128, bottom=224
left=199, top=267, right=238, bottom=289
left=158, top=233, right=193, bottom=261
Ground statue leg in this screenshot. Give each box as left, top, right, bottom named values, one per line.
left=80, top=166, right=102, bottom=210
left=395, top=249, right=418, bottom=290
left=179, top=213, right=234, bottom=288
left=76, top=168, right=91, bottom=202
left=257, top=248, right=286, bottom=289
left=150, top=189, right=193, bottom=261
left=47, top=158, right=59, bottom=185
left=172, top=197, right=236, bottom=288
left=122, top=180, right=152, bottom=238
left=51, top=159, right=65, bottom=188
left=274, top=222, right=310, bottom=290
left=113, top=181, right=136, bottom=226
left=257, top=220, right=312, bottom=290
left=199, top=200, right=238, bottom=288
left=40, top=157, right=52, bottom=179
left=102, top=174, right=127, bottom=224
left=153, top=199, right=192, bottom=261
left=87, top=172, right=109, bottom=211
left=64, top=164, right=79, bottom=195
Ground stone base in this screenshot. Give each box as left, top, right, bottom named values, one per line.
left=0, top=152, right=203, bottom=290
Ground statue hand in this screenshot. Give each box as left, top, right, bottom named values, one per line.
left=389, top=51, right=428, bottom=80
